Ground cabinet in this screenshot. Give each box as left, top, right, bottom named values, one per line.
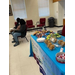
left=53, top=0, right=61, bottom=3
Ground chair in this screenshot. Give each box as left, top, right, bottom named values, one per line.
left=26, top=20, right=35, bottom=28
left=18, top=25, right=29, bottom=42
left=14, top=20, right=29, bottom=42
left=57, top=25, right=65, bottom=36
left=37, top=18, right=46, bottom=27
left=14, top=22, right=17, bottom=26
left=62, top=25, right=65, bottom=36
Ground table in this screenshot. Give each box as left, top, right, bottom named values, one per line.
left=29, top=35, right=65, bottom=75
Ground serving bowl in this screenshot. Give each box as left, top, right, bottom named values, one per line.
left=56, top=52, right=65, bottom=63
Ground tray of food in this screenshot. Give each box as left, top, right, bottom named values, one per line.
left=44, top=39, right=55, bottom=50
left=33, top=30, right=50, bottom=38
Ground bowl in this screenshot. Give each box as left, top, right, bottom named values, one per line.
left=56, top=52, right=65, bottom=62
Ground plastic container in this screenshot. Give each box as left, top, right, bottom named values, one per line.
left=56, top=52, right=65, bottom=63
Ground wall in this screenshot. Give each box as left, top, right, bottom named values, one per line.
left=53, top=2, right=58, bottom=25
left=25, top=0, right=54, bottom=26
left=61, top=0, right=65, bottom=16
left=9, top=0, right=54, bottom=32
left=9, top=0, right=65, bottom=31
left=53, top=0, right=65, bottom=26
left=58, top=0, right=65, bottom=26
left=9, top=0, right=15, bottom=32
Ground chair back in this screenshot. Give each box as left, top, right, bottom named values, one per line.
left=25, top=25, right=27, bottom=35
left=23, top=25, right=27, bottom=37
left=62, top=25, right=65, bottom=36
left=14, top=22, right=17, bottom=26
left=40, top=18, right=46, bottom=24
left=21, top=24, right=27, bottom=38
left=18, top=24, right=29, bottom=42
left=26, top=20, right=33, bottom=26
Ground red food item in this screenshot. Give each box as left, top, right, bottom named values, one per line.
left=62, top=56, right=65, bottom=59
left=58, top=54, right=65, bottom=59
left=60, top=55, right=63, bottom=58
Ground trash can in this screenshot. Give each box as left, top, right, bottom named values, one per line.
left=48, top=17, right=55, bottom=27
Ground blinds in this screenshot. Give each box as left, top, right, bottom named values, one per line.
left=11, top=0, right=27, bottom=20
left=38, top=0, right=50, bottom=17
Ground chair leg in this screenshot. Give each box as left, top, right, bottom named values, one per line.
left=25, top=36, right=29, bottom=42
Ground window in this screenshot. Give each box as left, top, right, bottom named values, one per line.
left=11, top=0, right=27, bottom=20
left=38, top=0, right=50, bottom=17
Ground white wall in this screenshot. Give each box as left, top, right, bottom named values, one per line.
left=53, top=2, right=59, bottom=25
left=58, top=2, right=63, bottom=25
left=62, top=0, right=65, bottom=16
left=61, top=0, right=65, bottom=15
left=9, top=0, right=54, bottom=32
left=53, top=0, right=65, bottom=26
left=9, top=0, right=15, bottom=32
left=25, top=0, right=54, bottom=26
left=9, top=0, right=65, bottom=30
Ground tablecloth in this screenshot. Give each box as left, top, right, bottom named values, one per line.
left=29, top=35, right=65, bottom=75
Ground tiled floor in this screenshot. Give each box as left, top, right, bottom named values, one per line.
left=9, top=27, right=63, bottom=75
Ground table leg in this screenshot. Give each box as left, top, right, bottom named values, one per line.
left=29, top=39, right=33, bottom=57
